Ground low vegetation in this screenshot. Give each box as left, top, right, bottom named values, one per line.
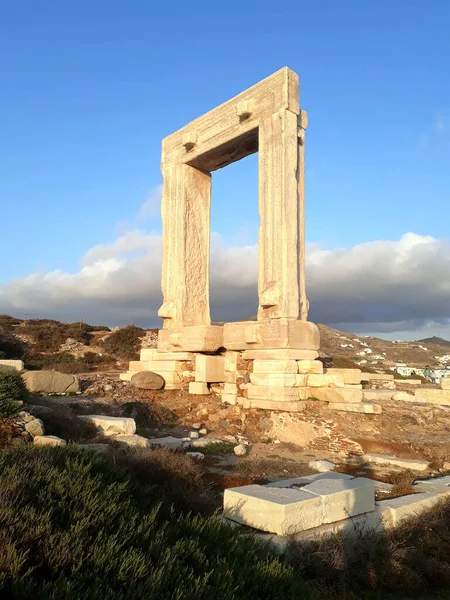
left=0, top=445, right=309, bottom=599
left=200, top=441, right=235, bottom=454
left=25, top=350, right=114, bottom=373
left=100, top=325, right=146, bottom=360
left=0, top=371, right=28, bottom=418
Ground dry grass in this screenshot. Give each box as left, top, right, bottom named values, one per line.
left=34, top=407, right=99, bottom=443
left=236, top=458, right=313, bottom=478
left=108, top=445, right=213, bottom=513
left=288, top=497, right=450, bottom=597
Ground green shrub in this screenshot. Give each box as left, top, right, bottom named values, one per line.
left=101, top=325, right=146, bottom=360
left=24, top=350, right=114, bottom=373
left=0, top=445, right=310, bottom=599
left=0, top=371, right=28, bottom=418
left=199, top=441, right=235, bottom=454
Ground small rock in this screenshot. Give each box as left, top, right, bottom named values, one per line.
left=309, top=459, right=336, bottom=473
left=223, top=435, right=237, bottom=444
left=130, top=371, right=165, bottom=390
left=186, top=452, right=205, bottom=460
left=25, top=418, right=45, bottom=437
left=111, top=434, right=150, bottom=448
left=192, top=423, right=202, bottom=430
left=189, top=431, right=200, bottom=439
left=78, top=415, right=136, bottom=437
left=443, top=462, right=450, bottom=471
left=33, top=435, right=66, bottom=447
left=234, top=444, right=247, bottom=457
left=273, top=439, right=281, bottom=445
left=199, top=428, right=208, bottom=436
left=18, top=411, right=35, bottom=423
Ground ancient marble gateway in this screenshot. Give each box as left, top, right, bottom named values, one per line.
left=122, top=68, right=366, bottom=412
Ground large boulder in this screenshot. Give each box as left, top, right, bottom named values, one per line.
left=23, top=371, right=80, bottom=394
left=78, top=415, right=136, bottom=437
left=130, top=371, right=165, bottom=390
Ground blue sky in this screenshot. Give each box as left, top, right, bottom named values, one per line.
left=1, top=0, right=450, bottom=338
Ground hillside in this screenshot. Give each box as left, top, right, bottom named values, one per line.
left=318, top=324, right=450, bottom=369
left=1, top=315, right=449, bottom=371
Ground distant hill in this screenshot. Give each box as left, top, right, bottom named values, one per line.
left=418, top=336, right=450, bottom=348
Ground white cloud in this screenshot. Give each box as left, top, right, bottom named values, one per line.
left=0, top=187, right=449, bottom=339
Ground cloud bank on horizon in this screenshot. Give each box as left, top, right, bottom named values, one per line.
left=1, top=215, right=450, bottom=340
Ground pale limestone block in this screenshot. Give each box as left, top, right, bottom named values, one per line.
left=243, top=349, right=319, bottom=360
left=266, top=472, right=354, bottom=488
left=397, top=379, right=422, bottom=385
left=222, top=394, right=238, bottom=405
left=343, top=384, right=363, bottom=389
left=392, top=392, right=415, bottom=402
left=148, top=436, right=188, bottom=450
left=223, top=485, right=323, bottom=535
left=223, top=383, right=238, bottom=394
left=223, top=319, right=320, bottom=351
left=363, top=389, right=395, bottom=400
left=0, top=359, right=24, bottom=372
left=414, top=389, right=450, bottom=405
left=33, top=435, right=66, bottom=447
left=159, top=164, right=211, bottom=329
left=128, top=361, right=151, bottom=371
left=325, top=368, right=362, bottom=385
left=246, top=385, right=311, bottom=400
left=158, top=325, right=223, bottom=353
left=224, top=351, right=239, bottom=383
left=112, top=434, right=150, bottom=448
left=189, top=381, right=210, bottom=395
left=377, top=493, right=445, bottom=527
left=311, top=387, right=362, bottom=404
left=307, top=374, right=345, bottom=388
left=360, top=373, right=394, bottom=381
left=195, top=355, right=225, bottom=383
left=242, top=399, right=306, bottom=412
left=258, top=109, right=302, bottom=320
left=363, top=453, right=429, bottom=471
left=297, top=111, right=308, bottom=321
left=140, top=349, right=194, bottom=361
left=162, top=68, right=299, bottom=171
left=119, top=371, right=141, bottom=382
left=249, top=373, right=308, bottom=387
left=79, top=415, right=136, bottom=437
left=160, top=372, right=182, bottom=389
left=296, top=360, right=324, bottom=374
left=328, top=403, right=382, bottom=414
left=302, top=477, right=375, bottom=523
left=253, top=360, right=298, bottom=374
left=441, top=378, right=450, bottom=390
left=146, top=360, right=185, bottom=372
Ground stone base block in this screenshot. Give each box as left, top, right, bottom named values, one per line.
left=363, top=390, right=395, bottom=400
left=329, top=402, right=382, bottom=414
left=79, top=415, right=136, bottom=436
left=242, top=399, right=306, bottom=411
left=140, top=349, right=195, bottom=361
left=307, top=374, right=345, bottom=388
left=223, top=319, right=320, bottom=351
left=312, top=388, right=362, bottom=403
left=195, top=355, right=225, bottom=382
left=120, top=371, right=139, bottom=382
left=128, top=361, right=150, bottom=371
left=361, top=373, right=394, bottom=382
left=224, top=485, right=323, bottom=535
left=222, top=394, right=238, bottom=405
left=441, top=379, right=450, bottom=390
left=414, top=389, right=450, bottom=405
left=377, top=493, right=445, bottom=528
left=158, top=325, right=223, bottom=353
left=249, top=373, right=308, bottom=387
left=160, top=372, right=183, bottom=389
left=246, top=384, right=311, bottom=401
left=223, top=383, right=238, bottom=394
left=147, top=360, right=186, bottom=372
left=223, top=477, right=375, bottom=535
left=253, top=359, right=298, bottom=374
left=300, top=477, right=375, bottom=524
left=325, top=368, right=362, bottom=385
left=363, top=453, right=429, bottom=471
left=243, top=349, right=319, bottom=360
left=296, top=360, right=324, bottom=374
left=189, top=381, right=210, bottom=395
